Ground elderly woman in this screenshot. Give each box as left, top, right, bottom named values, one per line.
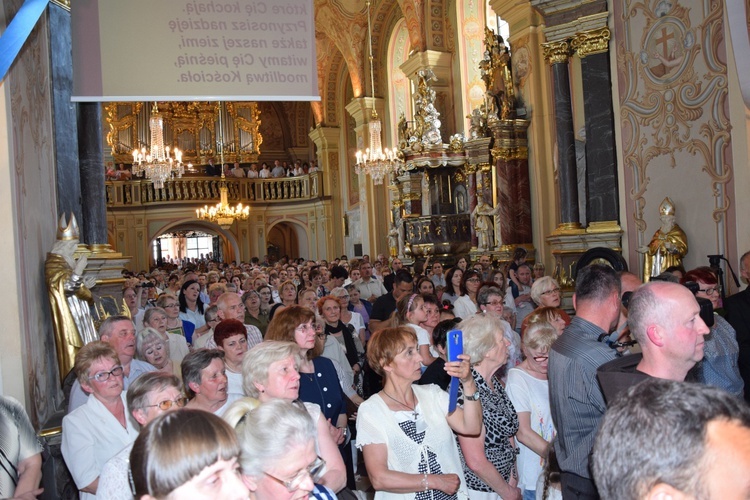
left=225, top=399, right=336, bottom=499
left=522, top=278, right=571, bottom=337
left=61, top=342, right=139, bottom=499
left=156, top=294, right=194, bottom=341
left=453, top=268, right=483, bottom=320
left=297, top=287, right=319, bottom=312
left=97, top=372, right=186, bottom=500
left=142, top=307, right=190, bottom=363
left=506, top=323, right=558, bottom=500
left=457, top=314, right=522, bottom=500
left=182, top=349, right=238, bottom=416
left=130, top=410, right=249, bottom=500
left=357, top=326, right=482, bottom=498
left=193, top=305, right=220, bottom=349
left=242, top=290, right=269, bottom=335
left=136, top=328, right=180, bottom=378
left=208, top=282, right=228, bottom=307
left=214, top=319, right=249, bottom=398
left=476, top=286, right=523, bottom=372
left=265, top=306, right=353, bottom=488
left=229, top=341, right=347, bottom=492
left=683, top=268, right=744, bottom=398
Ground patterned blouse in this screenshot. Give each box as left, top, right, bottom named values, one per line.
left=457, top=368, right=519, bottom=492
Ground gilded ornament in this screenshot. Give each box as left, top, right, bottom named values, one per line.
left=570, top=28, right=611, bottom=57
left=542, top=40, right=571, bottom=65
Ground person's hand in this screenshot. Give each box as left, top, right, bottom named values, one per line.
left=501, top=484, right=522, bottom=500
left=12, top=488, right=44, bottom=500
left=327, top=419, right=345, bottom=444
left=432, top=474, right=460, bottom=495
left=444, top=354, right=472, bottom=383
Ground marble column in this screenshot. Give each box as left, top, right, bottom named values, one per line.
left=465, top=165, right=478, bottom=249
left=542, top=40, right=581, bottom=230
left=572, top=28, right=619, bottom=223
left=48, top=3, right=82, bottom=224
left=77, top=103, right=108, bottom=245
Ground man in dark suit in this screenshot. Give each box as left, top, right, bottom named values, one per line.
left=725, top=250, right=750, bottom=403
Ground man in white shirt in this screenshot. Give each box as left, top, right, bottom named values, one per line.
left=230, top=162, right=245, bottom=178
left=355, top=261, right=387, bottom=303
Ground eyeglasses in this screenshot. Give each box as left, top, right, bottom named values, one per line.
left=699, top=287, right=719, bottom=295
left=143, top=397, right=189, bottom=410
left=541, top=288, right=561, bottom=296
left=532, top=355, right=549, bottom=362
left=295, top=323, right=315, bottom=333
left=264, top=456, right=326, bottom=492
left=88, top=365, right=124, bottom=382
left=466, top=278, right=481, bottom=283
left=483, top=300, right=504, bottom=307
left=164, top=303, right=179, bottom=308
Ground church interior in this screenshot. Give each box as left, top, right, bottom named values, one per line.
left=2, top=0, right=750, bottom=444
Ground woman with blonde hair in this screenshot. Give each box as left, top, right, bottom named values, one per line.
left=357, top=326, right=481, bottom=498
left=136, top=328, right=180, bottom=379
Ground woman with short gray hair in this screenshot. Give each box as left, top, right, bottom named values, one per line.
left=456, top=314, right=521, bottom=499
left=136, top=327, right=179, bottom=378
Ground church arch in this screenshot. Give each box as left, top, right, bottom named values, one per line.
left=149, top=220, right=241, bottom=266
left=265, top=219, right=310, bottom=260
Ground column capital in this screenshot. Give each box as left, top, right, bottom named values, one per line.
left=308, top=126, right=340, bottom=151
left=542, top=40, right=571, bottom=65
left=399, top=50, right=452, bottom=83
left=570, top=27, right=611, bottom=57
left=345, top=97, right=385, bottom=127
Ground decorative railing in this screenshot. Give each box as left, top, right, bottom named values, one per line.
left=106, top=172, right=324, bottom=208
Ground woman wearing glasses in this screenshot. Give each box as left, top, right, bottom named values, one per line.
left=524, top=277, right=570, bottom=336
left=228, top=340, right=347, bottom=492
left=265, top=306, right=353, bottom=490
left=683, top=268, right=744, bottom=398
left=506, top=323, right=558, bottom=500
left=61, top=342, right=139, bottom=500
left=453, top=269, right=483, bottom=320
left=226, top=399, right=335, bottom=499
left=97, top=372, right=186, bottom=500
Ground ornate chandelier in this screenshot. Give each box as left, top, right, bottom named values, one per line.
left=353, top=0, right=404, bottom=185
left=196, top=102, right=249, bottom=229
left=132, top=104, right=186, bottom=189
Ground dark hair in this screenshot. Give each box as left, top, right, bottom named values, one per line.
left=178, top=279, right=204, bottom=315
left=393, top=269, right=414, bottom=287
left=330, top=265, right=348, bottom=280
left=444, top=267, right=463, bottom=296
left=459, top=269, right=482, bottom=295
left=575, top=264, right=621, bottom=303
left=592, top=379, right=750, bottom=500
left=417, top=277, right=435, bottom=293
left=181, top=349, right=224, bottom=398
left=433, top=318, right=461, bottom=350
left=512, top=247, right=528, bottom=261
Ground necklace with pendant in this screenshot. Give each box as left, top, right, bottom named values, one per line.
left=382, top=390, right=420, bottom=421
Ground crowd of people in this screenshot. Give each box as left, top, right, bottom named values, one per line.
left=4, top=248, right=741, bottom=500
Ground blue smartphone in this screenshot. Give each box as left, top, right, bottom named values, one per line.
left=447, top=329, right=463, bottom=413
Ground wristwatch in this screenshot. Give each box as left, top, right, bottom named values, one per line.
left=464, top=391, right=480, bottom=401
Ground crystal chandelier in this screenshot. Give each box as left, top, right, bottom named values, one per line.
left=196, top=102, right=250, bottom=229
left=354, top=0, right=404, bottom=185
left=132, top=104, right=186, bottom=189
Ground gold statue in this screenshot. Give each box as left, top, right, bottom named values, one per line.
left=45, top=214, right=98, bottom=383
left=638, top=197, right=688, bottom=282
left=479, top=27, right=516, bottom=121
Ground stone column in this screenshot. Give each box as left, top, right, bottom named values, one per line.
left=571, top=27, right=620, bottom=226
left=542, top=40, right=581, bottom=232
left=308, top=125, right=343, bottom=257
left=77, top=102, right=108, bottom=245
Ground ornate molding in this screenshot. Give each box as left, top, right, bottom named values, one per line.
left=491, top=147, right=529, bottom=162
left=570, top=27, right=611, bottom=57
left=51, top=0, right=70, bottom=10
left=542, top=40, right=571, bottom=65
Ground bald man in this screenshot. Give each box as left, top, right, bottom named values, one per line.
left=598, top=281, right=710, bottom=402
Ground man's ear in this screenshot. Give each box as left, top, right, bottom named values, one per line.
left=645, top=482, right=692, bottom=500
left=646, top=324, right=665, bottom=347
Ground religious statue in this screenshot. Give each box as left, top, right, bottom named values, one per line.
left=472, top=199, right=500, bottom=252
left=45, top=214, right=98, bottom=383
left=388, top=224, right=400, bottom=258
left=479, top=27, right=516, bottom=122
left=467, top=107, right=487, bottom=139
left=638, top=197, right=688, bottom=282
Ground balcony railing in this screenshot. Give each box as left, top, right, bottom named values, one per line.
left=106, top=172, right=324, bottom=208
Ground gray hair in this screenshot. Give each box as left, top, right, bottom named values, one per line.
left=592, top=379, right=750, bottom=500
left=181, top=349, right=224, bottom=399
left=98, top=315, right=133, bottom=339
left=126, top=372, right=182, bottom=412
left=143, top=307, right=168, bottom=327
left=228, top=399, right=316, bottom=478
left=530, top=276, right=559, bottom=305
left=477, top=286, right=504, bottom=306
left=461, top=313, right=506, bottom=364
left=241, top=341, right=303, bottom=398
left=627, top=281, right=673, bottom=345
left=136, top=327, right=168, bottom=360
